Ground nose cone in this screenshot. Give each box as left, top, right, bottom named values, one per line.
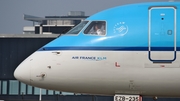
left=14, top=61, right=31, bottom=85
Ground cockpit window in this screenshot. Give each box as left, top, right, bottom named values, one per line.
left=66, top=21, right=89, bottom=34
left=84, top=21, right=106, bottom=35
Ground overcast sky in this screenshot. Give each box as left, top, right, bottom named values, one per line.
left=0, top=0, right=172, bottom=34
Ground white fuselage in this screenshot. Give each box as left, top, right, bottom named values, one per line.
left=15, top=50, right=180, bottom=97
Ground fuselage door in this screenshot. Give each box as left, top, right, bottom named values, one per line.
left=148, top=6, right=176, bottom=63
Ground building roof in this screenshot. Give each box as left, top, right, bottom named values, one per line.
left=24, top=14, right=89, bottom=23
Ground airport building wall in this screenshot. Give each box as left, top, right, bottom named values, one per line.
left=0, top=34, right=70, bottom=100
left=0, top=34, right=180, bottom=101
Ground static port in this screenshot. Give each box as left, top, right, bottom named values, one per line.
left=47, top=66, right=51, bottom=69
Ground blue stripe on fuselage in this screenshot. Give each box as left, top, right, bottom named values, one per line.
left=38, top=47, right=176, bottom=51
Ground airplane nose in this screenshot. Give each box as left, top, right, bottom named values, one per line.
left=14, top=61, right=31, bottom=85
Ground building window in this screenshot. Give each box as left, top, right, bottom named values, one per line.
left=9, top=80, right=19, bottom=95
left=34, top=87, right=46, bottom=95
left=2, top=81, right=7, bottom=94
left=41, top=89, right=46, bottom=95
left=27, top=85, right=32, bottom=94
left=62, top=92, right=74, bottom=95
left=55, top=91, right=60, bottom=95
left=20, top=82, right=26, bottom=95
left=0, top=80, right=1, bottom=95
left=48, top=90, right=54, bottom=95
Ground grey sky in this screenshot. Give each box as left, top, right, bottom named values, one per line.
left=0, top=0, right=169, bottom=34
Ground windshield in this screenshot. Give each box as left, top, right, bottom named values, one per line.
left=66, top=21, right=89, bottom=34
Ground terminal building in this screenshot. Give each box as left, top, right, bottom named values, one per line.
left=23, top=11, right=88, bottom=34
left=0, top=12, right=180, bottom=101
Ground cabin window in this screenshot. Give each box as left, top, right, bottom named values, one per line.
left=84, top=21, right=106, bottom=35
left=66, top=21, right=89, bottom=34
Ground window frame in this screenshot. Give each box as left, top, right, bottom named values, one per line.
left=65, top=21, right=89, bottom=35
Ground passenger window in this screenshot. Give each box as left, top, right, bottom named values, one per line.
left=84, top=21, right=106, bottom=35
